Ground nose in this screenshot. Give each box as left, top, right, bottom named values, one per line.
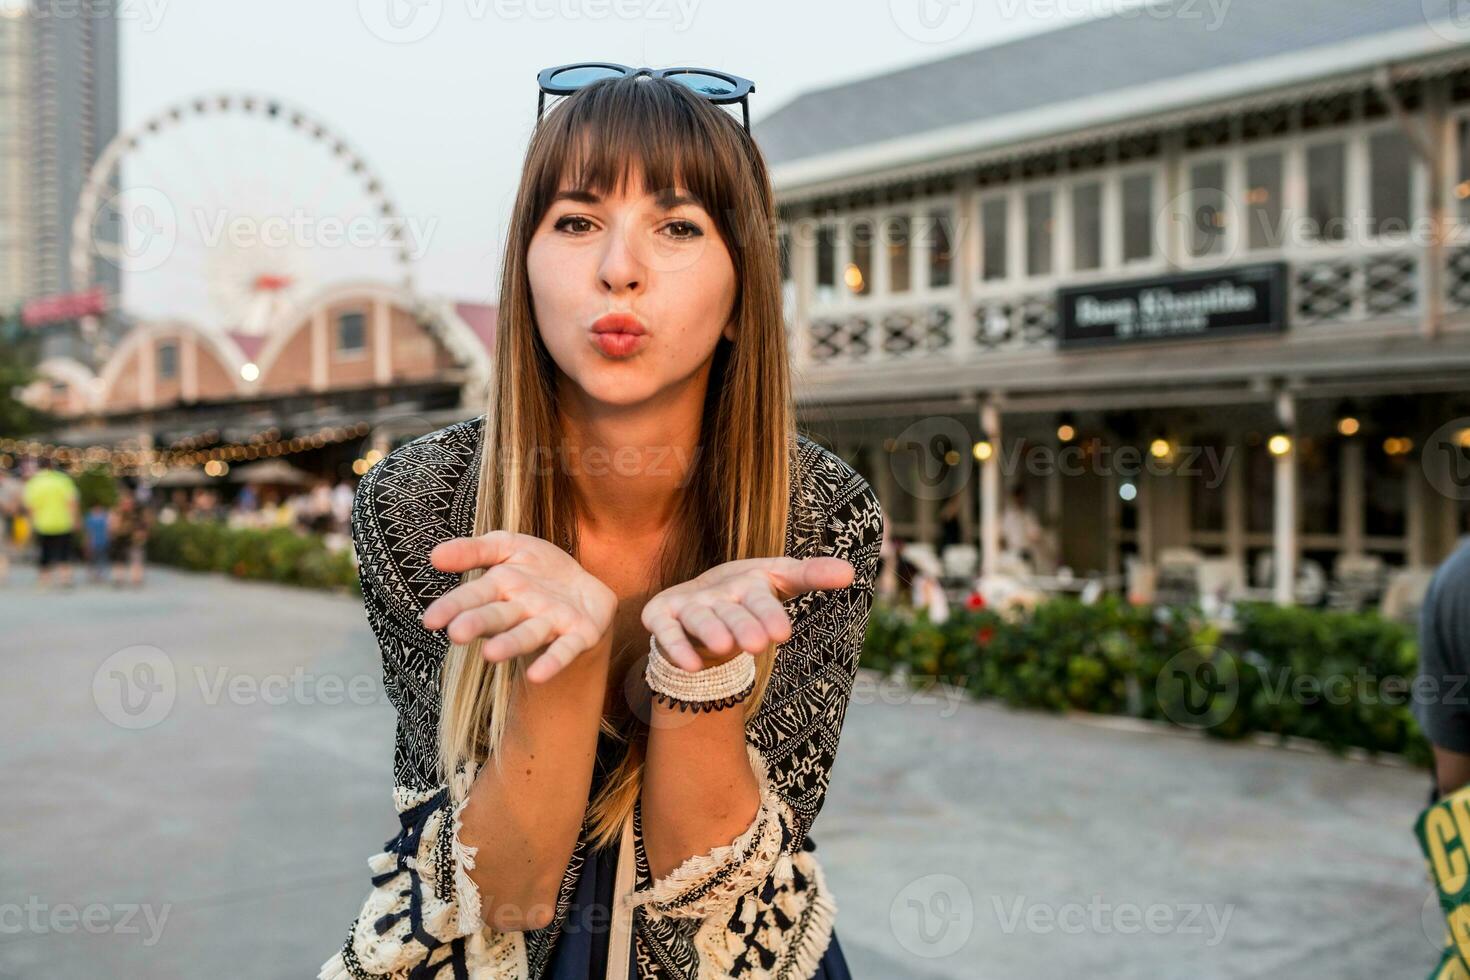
left=597, top=220, right=644, bottom=296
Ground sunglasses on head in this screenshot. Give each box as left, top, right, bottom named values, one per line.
left=536, top=62, right=756, bottom=134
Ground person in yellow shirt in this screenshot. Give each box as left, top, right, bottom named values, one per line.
left=22, top=458, right=79, bottom=588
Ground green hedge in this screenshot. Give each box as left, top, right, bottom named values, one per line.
left=862, top=595, right=1431, bottom=767
left=146, top=519, right=361, bottom=594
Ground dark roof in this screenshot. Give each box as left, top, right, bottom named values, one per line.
left=753, top=0, right=1456, bottom=167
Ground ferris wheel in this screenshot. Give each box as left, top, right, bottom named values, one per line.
left=69, top=92, right=418, bottom=358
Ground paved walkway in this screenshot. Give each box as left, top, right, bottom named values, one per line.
left=0, top=563, right=1443, bottom=978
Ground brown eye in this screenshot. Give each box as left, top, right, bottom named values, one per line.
left=554, top=215, right=594, bottom=234
left=662, top=220, right=703, bottom=240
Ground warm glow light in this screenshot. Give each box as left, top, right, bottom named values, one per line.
left=1148, top=438, right=1171, bottom=459
left=843, top=264, right=864, bottom=291
left=1383, top=437, right=1414, bottom=456
left=1057, top=424, right=1075, bottom=442
left=1267, top=434, right=1293, bottom=456
left=1336, top=416, right=1360, bottom=437
left=973, top=440, right=993, bottom=462
left=1458, top=428, right=1470, bottom=449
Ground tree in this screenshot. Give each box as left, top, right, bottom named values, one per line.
left=0, top=313, right=61, bottom=439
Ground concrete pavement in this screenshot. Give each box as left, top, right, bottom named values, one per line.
left=0, top=562, right=1442, bottom=978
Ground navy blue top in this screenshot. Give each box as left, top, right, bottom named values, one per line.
left=542, top=729, right=855, bottom=979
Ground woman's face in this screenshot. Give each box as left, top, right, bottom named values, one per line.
left=526, top=163, right=737, bottom=409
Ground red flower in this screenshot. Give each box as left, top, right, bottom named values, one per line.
left=965, top=591, right=986, bottom=611
left=976, top=626, right=995, bottom=646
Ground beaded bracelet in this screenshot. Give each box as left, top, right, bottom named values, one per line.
left=644, top=635, right=756, bottom=713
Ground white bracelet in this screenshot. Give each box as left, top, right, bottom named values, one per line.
left=643, top=635, right=756, bottom=712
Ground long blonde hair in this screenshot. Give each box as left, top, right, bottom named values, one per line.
left=438, top=74, right=797, bottom=850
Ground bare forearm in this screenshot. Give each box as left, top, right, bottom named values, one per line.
left=641, top=689, right=760, bottom=881
left=457, top=636, right=611, bottom=930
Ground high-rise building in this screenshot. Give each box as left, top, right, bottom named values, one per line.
left=0, top=0, right=120, bottom=320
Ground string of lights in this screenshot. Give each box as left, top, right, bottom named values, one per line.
left=0, top=421, right=377, bottom=476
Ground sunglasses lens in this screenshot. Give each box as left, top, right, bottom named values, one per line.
left=665, top=71, right=739, bottom=98
left=548, top=65, right=626, bottom=88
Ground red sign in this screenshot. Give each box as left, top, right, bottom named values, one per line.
left=21, top=288, right=108, bottom=327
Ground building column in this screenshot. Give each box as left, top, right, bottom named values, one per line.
left=1407, top=459, right=1427, bottom=568
left=373, top=298, right=392, bottom=385
left=1273, top=392, right=1298, bottom=605
left=791, top=213, right=815, bottom=371
left=979, top=400, right=1002, bottom=578
left=1225, top=438, right=1246, bottom=569
left=182, top=334, right=199, bottom=402
left=311, top=309, right=329, bottom=391
left=1341, top=438, right=1364, bottom=556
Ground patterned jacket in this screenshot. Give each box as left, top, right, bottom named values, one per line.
left=319, top=414, right=884, bottom=980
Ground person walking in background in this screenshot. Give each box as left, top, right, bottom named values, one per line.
left=109, top=492, right=151, bottom=588
left=22, top=458, right=79, bottom=590
left=82, top=501, right=112, bottom=585
left=0, top=462, right=23, bottom=586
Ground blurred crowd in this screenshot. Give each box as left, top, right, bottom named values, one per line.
left=0, top=457, right=358, bottom=591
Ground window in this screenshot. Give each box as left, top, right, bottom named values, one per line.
left=1245, top=152, right=1283, bottom=250
left=1071, top=181, right=1102, bottom=272
left=1188, top=160, right=1227, bottom=257
left=1024, top=190, right=1053, bottom=277
left=926, top=208, right=953, bottom=288
left=847, top=219, right=873, bottom=297
left=157, top=342, right=178, bottom=380
left=885, top=215, right=911, bottom=294
left=1305, top=141, right=1347, bottom=242
left=981, top=197, right=1008, bottom=281
left=1368, top=130, right=1413, bottom=238
left=337, top=312, right=366, bottom=353
left=815, top=223, right=836, bottom=305
left=1121, top=173, right=1153, bottom=262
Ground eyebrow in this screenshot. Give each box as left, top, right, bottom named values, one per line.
left=550, top=188, right=705, bottom=210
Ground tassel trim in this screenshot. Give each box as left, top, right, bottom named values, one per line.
left=621, top=741, right=790, bottom=921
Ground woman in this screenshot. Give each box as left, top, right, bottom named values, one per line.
left=321, top=69, right=883, bottom=980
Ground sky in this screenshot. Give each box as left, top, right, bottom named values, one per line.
left=112, top=0, right=1124, bottom=322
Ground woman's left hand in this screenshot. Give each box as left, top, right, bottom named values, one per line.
left=641, top=556, right=856, bottom=670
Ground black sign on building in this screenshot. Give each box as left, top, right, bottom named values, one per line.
left=1057, top=262, right=1288, bottom=349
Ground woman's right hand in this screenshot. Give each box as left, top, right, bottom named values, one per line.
left=420, top=530, right=617, bottom=683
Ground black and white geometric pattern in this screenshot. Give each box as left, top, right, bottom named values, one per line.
left=330, top=414, right=884, bottom=979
